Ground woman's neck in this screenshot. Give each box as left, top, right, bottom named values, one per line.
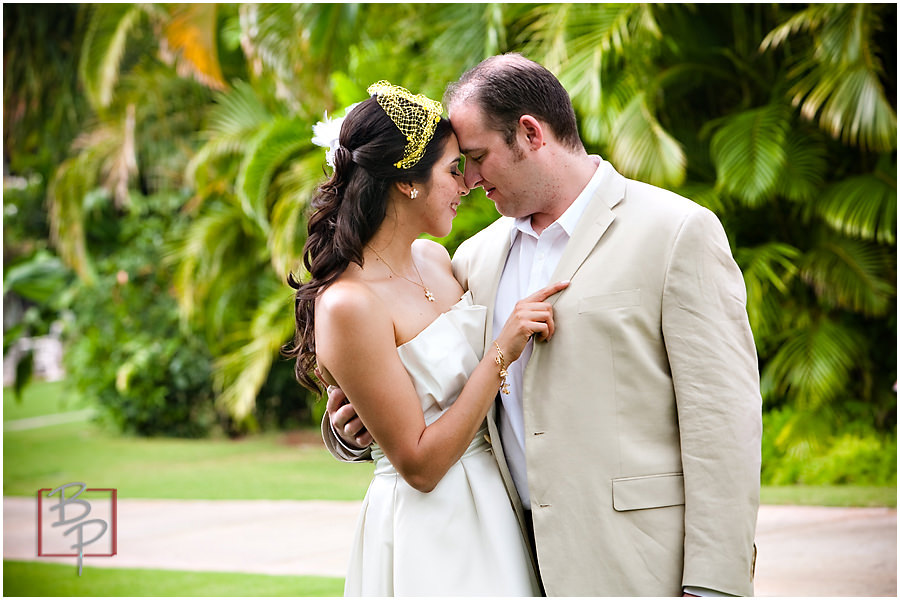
left=364, top=217, right=420, bottom=276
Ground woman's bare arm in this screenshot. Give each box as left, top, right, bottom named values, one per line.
left=317, top=279, right=567, bottom=492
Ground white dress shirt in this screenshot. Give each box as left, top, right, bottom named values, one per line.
left=491, top=161, right=603, bottom=508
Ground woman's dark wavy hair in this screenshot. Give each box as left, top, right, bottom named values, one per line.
left=283, top=95, right=453, bottom=392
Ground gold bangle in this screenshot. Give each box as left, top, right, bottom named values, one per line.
left=494, top=341, right=510, bottom=394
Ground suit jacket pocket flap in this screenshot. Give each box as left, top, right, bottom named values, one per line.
left=612, top=473, right=685, bottom=511
left=577, top=289, right=641, bottom=312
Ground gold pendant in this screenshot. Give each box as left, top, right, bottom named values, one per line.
left=424, top=288, right=435, bottom=302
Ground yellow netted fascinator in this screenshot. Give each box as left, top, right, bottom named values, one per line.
left=367, top=80, right=443, bottom=170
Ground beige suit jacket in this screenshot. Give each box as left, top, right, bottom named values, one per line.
left=322, top=159, right=761, bottom=596
left=450, top=159, right=761, bottom=596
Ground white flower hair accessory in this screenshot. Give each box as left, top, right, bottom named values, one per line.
left=311, top=102, right=361, bottom=169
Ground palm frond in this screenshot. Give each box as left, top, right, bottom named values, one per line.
left=763, top=4, right=897, bottom=152
left=238, top=3, right=297, bottom=80
left=813, top=167, right=897, bottom=245
left=206, top=80, right=272, bottom=135
left=47, top=154, right=96, bottom=283
left=236, top=117, right=312, bottom=237
left=105, top=103, right=137, bottom=209
left=520, top=3, right=656, bottom=68
left=760, top=316, right=867, bottom=410
left=734, top=242, right=801, bottom=344
left=162, top=3, right=226, bottom=90
left=518, top=4, right=660, bottom=119
left=573, top=70, right=642, bottom=149
left=71, top=107, right=137, bottom=209
left=167, top=198, right=264, bottom=324
left=185, top=81, right=271, bottom=188
left=608, top=93, right=685, bottom=188
left=238, top=3, right=340, bottom=112
left=78, top=3, right=146, bottom=110
left=185, top=136, right=246, bottom=192
left=108, top=63, right=211, bottom=193
left=800, top=237, right=895, bottom=317
left=214, top=280, right=296, bottom=422
left=710, top=103, right=791, bottom=207
left=790, top=61, right=897, bottom=152
left=759, top=4, right=840, bottom=52
left=776, top=130, right=827, bottom=203
left=428, top=3, right=512, bottom=70
left=46, top=115, right=138, bottom=283
left=817, top=3, right=875, bottom=66
left=269, top=154, right=328, bottom=278
left=517, top=3, right=574, bottom=71
left=300, top=3, right=364, bottom=62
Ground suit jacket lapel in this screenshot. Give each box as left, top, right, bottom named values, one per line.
left=547, top=160, right=626, bottom=304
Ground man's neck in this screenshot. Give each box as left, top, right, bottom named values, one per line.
left=529, top=153, right=599, bottom=235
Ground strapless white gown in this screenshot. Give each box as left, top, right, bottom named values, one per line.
left=343, top=292, right=540, bottom=596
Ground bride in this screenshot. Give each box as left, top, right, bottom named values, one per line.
left=285, top=81, right=565, bottom=596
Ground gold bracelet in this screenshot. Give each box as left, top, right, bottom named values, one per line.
left=494, top=341, right=510, bottom=394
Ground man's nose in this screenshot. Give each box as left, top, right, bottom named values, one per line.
left=463, top=165, right=482, bottom=189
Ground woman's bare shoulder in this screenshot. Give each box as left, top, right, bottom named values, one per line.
left=315, top=278, right=396, bottom=372
left=317, top=278, right=385, bottom=324
left=413, top=238, right=452, bottom=271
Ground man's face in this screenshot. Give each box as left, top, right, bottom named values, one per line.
left=449, top=101, right=538, bottom=219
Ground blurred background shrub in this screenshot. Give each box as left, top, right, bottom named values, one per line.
left=62, top=190, right=218, bottom=437
left=762, top=407, right=897, bottom=485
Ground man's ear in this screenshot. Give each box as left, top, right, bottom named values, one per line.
left=519, top=115, right=545, bottom=150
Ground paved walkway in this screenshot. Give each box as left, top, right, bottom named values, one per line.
left=4, top=409, right=96, bottom=432
left=4, top=497, right=897, bottom=596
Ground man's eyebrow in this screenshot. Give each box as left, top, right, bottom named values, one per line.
left=459, top=146, right=483, bottom=156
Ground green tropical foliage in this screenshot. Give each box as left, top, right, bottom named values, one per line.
left=4, top=4, right=896, bottom=470
left=62, top=191, right=218, bottom=437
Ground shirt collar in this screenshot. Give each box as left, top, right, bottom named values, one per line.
left=509, top=155, right=604, bottom=244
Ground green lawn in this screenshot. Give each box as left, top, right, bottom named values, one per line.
left=760, top=484, right=896, bottom=508
left=3, top=381, right=895, bottom=507
left=4, top=420, right=373, bottom=500
left=5, top=380, right=373, bottom=501
left=2, top=560, right=343, bottom=596
left=4, top=380, right=89, bottom=421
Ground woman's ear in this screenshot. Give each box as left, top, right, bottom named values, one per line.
left=395, top=180, right=418, bottom=199
left=519, top=115, right=545, bottom=150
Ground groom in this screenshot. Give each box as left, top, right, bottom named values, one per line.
left=325, top=54, right=762, bottom=596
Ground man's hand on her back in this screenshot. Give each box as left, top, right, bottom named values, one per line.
left=326, top=385, right=374, bottom=449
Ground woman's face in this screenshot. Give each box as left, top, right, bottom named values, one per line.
left=418, top=133, right=468, bottom=238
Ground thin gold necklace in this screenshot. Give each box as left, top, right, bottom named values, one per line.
left=369, top=247, right=435, bottom=302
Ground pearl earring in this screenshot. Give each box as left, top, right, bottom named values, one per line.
left=410, top=188, right=419, bottom=199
